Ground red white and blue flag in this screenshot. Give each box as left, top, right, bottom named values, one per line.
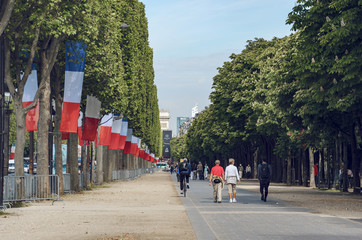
left=82, top=96, right=101, bottom=141
left=119, top=119, right=128, bottom=150
left=98, top=114, right=113, bottom=146
left=59, top=41, right=87, bottom=133
left=108, top=115, right=122, bottom=150
left=22, top=68, right=39, bottom=131
left=123, top=129, right=133, bottom=154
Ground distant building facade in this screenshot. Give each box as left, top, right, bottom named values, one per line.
left=192, top=104, right=199, bottom=118
left=176, top=117, right=190, bottom=136
left=159, top=109, right=170, bottom=130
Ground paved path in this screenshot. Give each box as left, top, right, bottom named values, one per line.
left=172, top=174, right=362, bottom=240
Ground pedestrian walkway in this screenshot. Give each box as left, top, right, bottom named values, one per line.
left=172, top=174, right=362, bottom=240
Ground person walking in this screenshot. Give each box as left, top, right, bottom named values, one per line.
left=245, top=164, right=252, bottom=179
left=204, top=163, right=209, bottom=180
left=238, top=164, right=244, bottom=179
left=225, top=158, right=240, bottom=203
left=209, top=160, right=225, bottom=203
left=197, top=162, right=204, bottom=180
left=257, top=159, right=272, bottom=202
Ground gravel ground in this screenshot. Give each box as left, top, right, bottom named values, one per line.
left=0, top=171, right=196, bottom=240
left=238, top=180, right=362, bottom=220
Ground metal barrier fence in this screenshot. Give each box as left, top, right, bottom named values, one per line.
left=3, top=175, right=60, bottom=203
left=3, top=168, right=158, bottom=203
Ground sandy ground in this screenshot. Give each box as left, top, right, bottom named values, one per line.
left=238, top=180, right=362, bottom=220
left=0, top=171, right=196, bottom=240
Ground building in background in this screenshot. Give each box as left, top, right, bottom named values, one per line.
left=192, top=104, right=199, bottom=118
left=176, top=117, right=190, bottom=136
left=159, top=109, right=170, bottom=130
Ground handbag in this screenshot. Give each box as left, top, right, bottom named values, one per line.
left=213, top=178, right=221, bottom=184
left=227, top=176, right=237, bottom=184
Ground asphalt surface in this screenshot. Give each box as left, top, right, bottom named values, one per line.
left=171, top=173, right=362, bottom=240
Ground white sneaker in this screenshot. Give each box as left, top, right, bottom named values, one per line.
left=233, top=198, right=237, bottom=203
left=229, top=199, right=233, bottom=203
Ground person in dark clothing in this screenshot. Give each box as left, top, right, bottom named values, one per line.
left=179, top=158, right=191, bottom=194
left=257, top=159, right=272, bottom=202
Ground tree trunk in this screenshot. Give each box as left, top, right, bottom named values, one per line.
left=350, top=124, right=361, bottom=193
left=81, top=142, right=87, bottom=189
left=309, top=148, right=316, bottom=188
left=103, top=148, right=109, bottom=182
left=37, top=37, right=61, bottom=179
left=96, top=143, right=104, bottom=185
left=91, top=142, right=95, bottom=185
left=342, top=142, right=348, bottom=192
left=14, top=104, right=26, bottom=177
left=302, top=149, right=308, bottom=187
left=69, top=133, right=79, bottom=192
left=37, top=56, right=51, bottom=177
left=287, top=155, right=292, bottom=186
left=0, top=0, right=15, bottom=36
left=53, top=64, right=64, bottom=194
left=253, top=148, right=258, bottom=179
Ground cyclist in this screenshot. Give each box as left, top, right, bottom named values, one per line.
left=179, top=158, right=191, bottom=194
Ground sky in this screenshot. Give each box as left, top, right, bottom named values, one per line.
left=140, top=0, right=297, bottom=135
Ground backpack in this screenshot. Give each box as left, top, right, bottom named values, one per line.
left=260, top=164, right=270, bottom=180
left=179, top=162, right=188, bottom=172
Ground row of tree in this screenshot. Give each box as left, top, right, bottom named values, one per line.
left=172, top=0, right=361, bottom=193
left=1, top=0, right=161, bottom=188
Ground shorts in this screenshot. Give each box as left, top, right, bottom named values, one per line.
left=227, top=183, right=236, bottom=194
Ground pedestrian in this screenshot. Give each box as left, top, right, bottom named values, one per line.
left=179, top=159, right=191, bottom=194
left=238, top=164, right=244, bottom=179
left=258, top=159, right=272, bottom=202
left=339, top=167, right=346, bottom=190
left=225, top=158, right=240, bottom=203
left=314, top=163, right=319, bottom=187
left=204, top=163, right=209, bottom=180
left=246, top=164, right=251, bottom=179
left=347, top=169, right=353, bottom=188
left=209, top=160, right=225, bottom=203
left=170, top=164, right=174, bottom=174
left=197, top=162, right=203, bottom=180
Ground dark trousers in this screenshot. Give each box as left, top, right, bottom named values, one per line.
left=198, top=170, right=204, bottom=180
left=180, top=173, right=190, bottom=190
left=260, top=180, right=270, bottom=198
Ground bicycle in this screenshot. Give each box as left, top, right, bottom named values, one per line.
left=183, top=178, right=187, bottom=197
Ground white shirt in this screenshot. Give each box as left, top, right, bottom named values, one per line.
left=225, top=165, right=240, bottom=180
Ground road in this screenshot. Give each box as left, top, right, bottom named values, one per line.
left=173, top=174, right=362, bottom=240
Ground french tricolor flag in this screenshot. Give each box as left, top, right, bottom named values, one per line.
left=134, top=137, right=141, bottom=157
left=59, top=41, right=87, bottom=133
left=77, top=112, right=85, bottom=146
left=98, top=114, right=113, bottom=146
left=10, top=144, right=15, bottom=159
left=130, top=135, right=138, bottom=156
left=82, top=96, right=101, bottom=141
left=22, top=69, right=39, bottom=131
left=119, top=119, right=128, bottom=149
left=108, top=115, right=122, bottom=150
left=123, top=129, right=133, bottom=154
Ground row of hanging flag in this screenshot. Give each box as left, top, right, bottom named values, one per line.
left=21, top=41, right=157, bottom=163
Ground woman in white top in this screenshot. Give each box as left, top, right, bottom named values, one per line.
left=224, top=158, right=240, bottom=203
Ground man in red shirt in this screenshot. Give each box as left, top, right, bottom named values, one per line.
left=209, top=160, right=225, bottom=203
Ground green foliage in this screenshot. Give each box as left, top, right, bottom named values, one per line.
left=6, top=0, right=161, bottom=158
left=170, top=135, right=187, bottom=160
left=184, top=0, right=362, bottom=165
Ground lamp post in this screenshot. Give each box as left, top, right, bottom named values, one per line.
left=0, top=36, right=5, bottom=208
left=3, top=92, right=12, bottom=176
